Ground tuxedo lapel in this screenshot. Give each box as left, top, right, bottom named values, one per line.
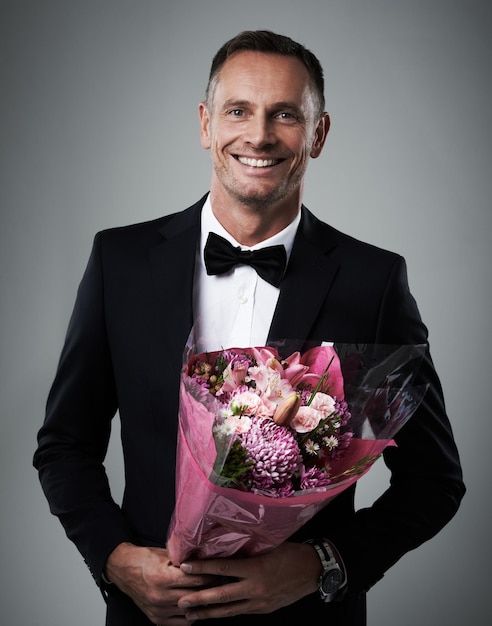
left=268, top=206, right=340, bottom=344
left=148, top=198, right=204, bottom=359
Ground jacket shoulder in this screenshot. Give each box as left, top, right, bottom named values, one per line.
left=93, top=195, right=206, bottom=251
left=301, top=206, right=403, bottom=265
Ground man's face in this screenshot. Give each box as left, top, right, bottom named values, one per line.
left=199, top=51, right=329, bottom=213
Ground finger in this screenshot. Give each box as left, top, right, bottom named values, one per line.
left=177, top=577, right=246, bottom=612
left=182, top=599, right=251, bottom=622
left=172, top=573, right=219, bottom=589
left=180, top=559, right=241, bottom=578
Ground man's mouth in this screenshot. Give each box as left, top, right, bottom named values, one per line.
left=235, top=156, right=282, bottom=168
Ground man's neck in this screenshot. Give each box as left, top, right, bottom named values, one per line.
left=208, top=188, right=302, bottom=247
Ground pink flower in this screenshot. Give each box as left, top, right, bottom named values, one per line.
left=220, top=358, right=251, bottom=393
left=251, top=346, right=282, bottom=367
left=247, top=362, right=293, bottom=405
left=310, top=392, right=336, bottom=415
left=230, top=390, right=272, bottom=418
left=298, top=346, right=345, bottom=398
left=281, top=351, right=310, bottom=387
left=290, top=392, right=336, bottom=433
left=291, top=405, right=325, bottom=433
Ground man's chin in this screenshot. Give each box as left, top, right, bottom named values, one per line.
left=232, top=186, right=290, bottom=211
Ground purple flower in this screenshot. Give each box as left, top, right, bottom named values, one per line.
left=241, top=416, right=302, bottom=494
left=334, top=398, right=351, bottom=426
left=299, top=465, right=332, bottom=490
left=325, top=431, right=354, bottom=462
left=251, top=480, right=295, bottom=498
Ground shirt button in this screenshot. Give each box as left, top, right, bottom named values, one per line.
left=238, top=294, right=248, bottom=304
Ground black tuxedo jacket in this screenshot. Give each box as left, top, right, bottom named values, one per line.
left=34, top=195, right=464, bottom=625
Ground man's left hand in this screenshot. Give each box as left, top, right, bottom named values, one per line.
left=176, top=541, right=321, bottom=620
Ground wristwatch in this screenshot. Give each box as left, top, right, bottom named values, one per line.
left=306, top=539, right=347, bottom=602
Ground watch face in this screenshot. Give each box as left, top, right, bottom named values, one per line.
left=321, top=568, right=344, bottom=593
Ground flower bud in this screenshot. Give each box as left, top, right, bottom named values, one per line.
left=273, top=392, right=301, bottom=427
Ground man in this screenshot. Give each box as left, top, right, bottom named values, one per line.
left=34, top=31, right=465, bottom=625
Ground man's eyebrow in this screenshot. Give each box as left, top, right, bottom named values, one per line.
left=221, top=99, right=251, bottom=109
left=221, top=99, right=304, bottom=113
left=272, top=101, right=302, bottom=111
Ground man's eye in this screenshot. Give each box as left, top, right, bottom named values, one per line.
left=277, top=112, right=296, bottom=121
left=229, top=109, right=244, bottom=117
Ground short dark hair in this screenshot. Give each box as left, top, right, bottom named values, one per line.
left=206, top=30, right=325, bottom=117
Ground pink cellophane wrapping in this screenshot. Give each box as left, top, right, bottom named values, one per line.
left=167, top=380, right=394, bottom=565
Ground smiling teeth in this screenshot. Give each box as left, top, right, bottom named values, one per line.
left=238, top=157, right=277, bottom=167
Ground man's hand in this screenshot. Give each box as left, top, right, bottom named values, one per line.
left=176, top=541, right=321, bottom=621
left=104, top=542, right=223, bottom=625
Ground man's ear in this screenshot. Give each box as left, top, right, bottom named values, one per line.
left=199, top=102, right=211, bottom=150
left=310, top=112, right=330, bottom=158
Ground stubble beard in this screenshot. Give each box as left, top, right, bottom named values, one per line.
left=216, top=164, right=304, bottom=214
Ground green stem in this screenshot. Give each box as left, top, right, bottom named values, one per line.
left=306, top=356, right=335, bottom=406
left=330, top=454, right=381, bottom=480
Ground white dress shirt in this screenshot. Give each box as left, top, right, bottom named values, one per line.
left=192, top=196, right=300, bottom=352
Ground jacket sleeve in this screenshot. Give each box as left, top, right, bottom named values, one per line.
left=33, top=233, right=136, bottom=588
left=329, top=255, right=465, bottom=595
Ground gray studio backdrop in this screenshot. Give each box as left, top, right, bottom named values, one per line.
left=2, top=1, right=490, bottom=624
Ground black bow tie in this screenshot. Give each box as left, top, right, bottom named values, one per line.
left=204, top=232, right=287, bottom=288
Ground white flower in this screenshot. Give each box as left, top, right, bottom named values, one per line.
left=218, top=406, right=233, bottom=419
left=304, top=439, right=320, bottom=455
left=324, top=435, right=339, bottom=450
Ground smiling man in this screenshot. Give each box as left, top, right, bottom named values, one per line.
left=34, top=30, right=464, bottom=626
left=199, top=49, right=329, bottom=244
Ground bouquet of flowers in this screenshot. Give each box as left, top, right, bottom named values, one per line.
left=167, top=335, right=427, bottom=565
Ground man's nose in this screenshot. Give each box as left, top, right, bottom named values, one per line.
left=244, top=114, right=276, bottom=148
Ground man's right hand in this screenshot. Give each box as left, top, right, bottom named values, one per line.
left=104, top=542, right=222, bottom=625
